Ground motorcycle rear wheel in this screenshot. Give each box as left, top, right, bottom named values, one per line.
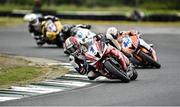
left=139, top=51, right=161, bottom=68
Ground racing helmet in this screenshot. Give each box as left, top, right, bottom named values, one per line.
left=106, top=27, right=118, bottom=39
left=23, top=13, right=40, bottom=26
left=70, top=27, right=92, bottom=45
left=65, top=36, right=81, bottom=56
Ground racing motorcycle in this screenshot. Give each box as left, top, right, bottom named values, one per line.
left=40, top=19, right=64, bottom=48
left=41, top=22, right=92, bottom=48
left=82, top=37, right=138, bottom=82
left=121, top=34, right=161, bottom=68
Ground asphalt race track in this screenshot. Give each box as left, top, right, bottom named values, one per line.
left=0, top=24, right=180, bottom=106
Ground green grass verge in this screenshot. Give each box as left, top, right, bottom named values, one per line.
left=42, top=4, right=132, bottom=15
left=0, top=4, right=179, bottom=15
left=0, top=17, right=180, bottom=27
left=61, top=19, right=180, bottom=27
left=0, top=4, right=32, bottom=12
left=0, top=54, right=68, bottom=89
left=44, top=4, right=180, bottom=16
left=0, top=66, right=41, bottom=86
left=0, top=17, right=25, bottom=26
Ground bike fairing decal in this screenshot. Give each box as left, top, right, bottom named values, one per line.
left=77, top=31, right=83, bottom=38
left=122, top=35, right=132, bottom=48
left=46, top=20, right=57, bottom=32
left=95, top=41, right=102, bottom=56
left=85, top=44, right=99, bottom=65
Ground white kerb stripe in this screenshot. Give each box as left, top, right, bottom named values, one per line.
left=0, top=97, right=20, bottom=102
left=58, top=62, right=72, bottom=66
left=11, top=86, right=60, bottom=94
left=48, top=62, right=72, bottom=66
left=27, top=85, right=64, bottom=91
left=45, top=80, right=91, bottom=87
left=64, top=74, right=88, bottom=78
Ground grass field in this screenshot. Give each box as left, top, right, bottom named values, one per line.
left=61, top=19, right=180, bottom=27
left=0, top=17, right=25, bottom=26
left=0, top=4, right=179, bottom=16
left=0, top=17, right=180, bottom=27
left=0, top=54, right=68, bottom=89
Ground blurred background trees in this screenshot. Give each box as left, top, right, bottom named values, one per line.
left=0, top=0, right=179, bottom=21
left=0, top=0, right=179, bottom=10
left=0, top=0, right=179, bottom=15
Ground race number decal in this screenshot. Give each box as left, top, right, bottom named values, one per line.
left=76, top=31, right=83, bottom=38
left=47, top=21, right=56, bottom=32
left=122, top=36, right=132, bottom=48
left=88, top=46, right=97, bottom=55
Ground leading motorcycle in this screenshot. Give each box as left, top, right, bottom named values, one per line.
left=82, top=37, right=138, bottom=82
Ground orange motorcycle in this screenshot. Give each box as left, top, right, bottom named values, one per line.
left=121, top=34, right=161, bottom=68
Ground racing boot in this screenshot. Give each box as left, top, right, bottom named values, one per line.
left=36, top=39, right=45, bottom=47
left=126, top=63, right=134, bottom=78
left=34, top=35, right=46, bottom=47
left=64, top=49, right=70, bottom=55
left=126, top=63, right=138, bottom=80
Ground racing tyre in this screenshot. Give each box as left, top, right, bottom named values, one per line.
left=56, top=35, right=63, bottom=48
left=104, top=60, right=130, bottom=83
left=139, top=51, right=161, bottom=68
left=130, top=68, right=138, bottom=80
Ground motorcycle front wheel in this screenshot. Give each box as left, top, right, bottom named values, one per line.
left=103, top=59, right=130, bottom=83
left=56, top=36, right=63, bottom=48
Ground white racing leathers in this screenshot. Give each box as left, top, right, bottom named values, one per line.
left=74, top=28, right=96, bottom=45
left=70, top=28, right=99, bottom=80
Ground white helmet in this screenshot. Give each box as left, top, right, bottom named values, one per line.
left=72, top=28, right=90, bottom=45
left=23, top=13, right=39, bottom=26
left=106, top=27, right=118, bottom=39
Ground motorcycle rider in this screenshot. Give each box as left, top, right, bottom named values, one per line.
left=24, top=13, right=91, bottom=47
left=41, top=21, right=91, bottom=48
left=41, top=15, right=64, bottom=46
left=24, top=13, right=62, bottom=46
left=64, top=28, right=133, bottom=80
left=64, top=27, right=100, bottom=80
left=61, top=24, right=91, bottom=54
left=24, top=13, right=44, bottom=46
left=106, top=27, right=157, bottom=61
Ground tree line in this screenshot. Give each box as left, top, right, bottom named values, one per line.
left=0, top=0, right=179, bottom=10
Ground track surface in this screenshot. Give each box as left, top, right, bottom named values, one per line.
left=0, top=24, right=180, bottom=106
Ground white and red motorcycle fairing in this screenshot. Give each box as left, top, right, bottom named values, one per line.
left=83, top=39, right=137, bottom=82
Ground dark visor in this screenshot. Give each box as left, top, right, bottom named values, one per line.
left=67, top=45, right=79, bottom=55
left=30, top=19, right=37, bottom=25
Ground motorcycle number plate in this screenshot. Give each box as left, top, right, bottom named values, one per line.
left=88, top=46, right=97, bottom=55
left=47, top=21, right=57, bottom=32
left=122, top=36, right=132, bottom=48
